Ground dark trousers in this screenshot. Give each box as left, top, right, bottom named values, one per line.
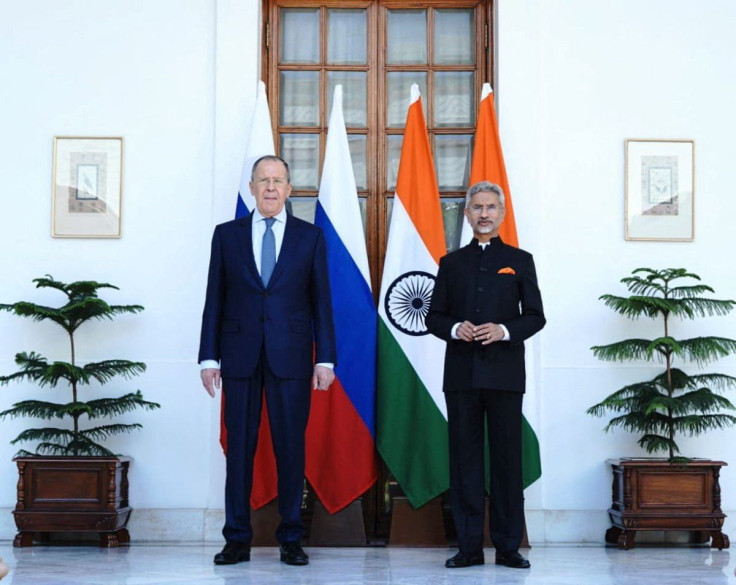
left=222, top=356, right=310, bottom=545
left=445, top=388, right=524, bottom=554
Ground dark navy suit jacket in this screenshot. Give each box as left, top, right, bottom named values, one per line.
left=198, top=213, right=336, bottom=379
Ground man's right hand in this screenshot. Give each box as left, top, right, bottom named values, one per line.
left=201, top=368, right=221, bottom=397
left=455, top=320, right=476, bottom=342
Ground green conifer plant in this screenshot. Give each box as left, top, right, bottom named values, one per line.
left=0, top=276, right=160, bottom=457
left=588, top=268, right=736, bottom=461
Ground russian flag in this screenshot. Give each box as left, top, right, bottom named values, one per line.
left=308, top=85, right=378, bottom=513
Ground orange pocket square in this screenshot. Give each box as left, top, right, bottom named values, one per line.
left=498, top=267, right=516, bottom=275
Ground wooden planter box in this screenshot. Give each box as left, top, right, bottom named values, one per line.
left=12, top=456, right=132, bottom=548
left=605, top=458, right=729, bottom=550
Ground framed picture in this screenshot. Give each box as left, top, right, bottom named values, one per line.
left=625, top=139, right=694, bottom=241
left=52, top=137, right=123, bottom=238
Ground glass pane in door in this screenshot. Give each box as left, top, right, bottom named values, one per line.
left=434, top=9, right=475, bottom=65
left=280, top=133, right=320, bottom=190
left=327, top=9, right=367, bottom=64
left=280, top=71, right=320, bottom=127
left=387, top=9, right=427, bottom=65
left=434, top=134, right=473, bottom=191
left=434, top=71, right=475, bottom=128
left=280, top=8, right=320, bottom=64
left=386, top=134, right=403, bottom=191
left=327, top=71, right=367, bottom=127
left=347, top=134, right=367, bottom=191
left=286, top=197, right=317, bottom=224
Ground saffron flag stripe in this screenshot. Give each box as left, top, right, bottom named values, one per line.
left=395, top=88, right=447, bottom=265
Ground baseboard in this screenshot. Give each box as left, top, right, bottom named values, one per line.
left=0, top=508, right=732, bottom=545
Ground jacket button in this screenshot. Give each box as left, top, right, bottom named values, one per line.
left=480, top=267, right=488, bottom=272
left=477, top=287, right=484, bottom=292
left=475, top=308, right=481, bottom=313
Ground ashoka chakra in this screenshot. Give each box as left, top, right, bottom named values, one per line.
left=384, top=271, right=436, bottom=336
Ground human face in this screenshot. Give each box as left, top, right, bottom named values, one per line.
left=464, top=190, right=505, bottom=241
left=250, top=159, right=292, bottom=217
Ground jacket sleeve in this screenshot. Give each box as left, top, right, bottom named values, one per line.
left=310, top=229, right=337, bottom=366
left=426, top=256, right=457, bottom=342
left=198, top=227, right=225, bottom=363
left=503, top=253, right=546, bottom=344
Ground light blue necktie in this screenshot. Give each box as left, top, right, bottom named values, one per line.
left=261, top=217, right=276, bottom=286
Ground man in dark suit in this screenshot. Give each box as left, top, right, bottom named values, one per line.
left=426, top=181, right=545, bottom=570
left=199, top=155, right=336, bottom=567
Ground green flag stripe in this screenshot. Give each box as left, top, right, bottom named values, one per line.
left=377, top=319, right=449, bottom=508
left=521, top=416, right=541, bottom=489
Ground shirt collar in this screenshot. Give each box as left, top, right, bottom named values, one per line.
left=252, top=206, right=287, bottom=224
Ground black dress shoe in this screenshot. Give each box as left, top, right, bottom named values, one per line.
left=495, top=550, right=530, bottom=569
left=445, top=551, right=485, bottom=568
left=214, top=541, right=251, bottom=565
left=280, top=542, right=309, bottom=566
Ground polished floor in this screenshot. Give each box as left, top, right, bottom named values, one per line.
left=0, top=543, right=733, bottom=585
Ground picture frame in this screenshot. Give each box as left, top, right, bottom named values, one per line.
left=52, top=137, right=123, bottom=238
left=625, top=139, right=694, bottom=241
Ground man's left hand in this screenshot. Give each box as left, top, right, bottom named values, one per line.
left=473, top=322, right=505, bottom=345
left=312, top=365, right=335, bottom=391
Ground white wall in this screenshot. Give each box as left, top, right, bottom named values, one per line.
left=497, top=0, right=736, bottom=541
left=1, top=0, right=735, bottom=543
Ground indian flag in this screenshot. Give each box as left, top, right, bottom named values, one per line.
left=377, top=84, right=450, bottom=508
left=462, top=83, right=542, bottom=489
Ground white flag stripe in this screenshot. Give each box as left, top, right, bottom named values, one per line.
left=481, top=82, right=492, bottom=101
left=410, top=83, right=421, bottom=105
left=319, top=85, right=371, bottom=289
left=239, top=80, right=275, bottom=212
left=378, top=194, right=447, bottom=418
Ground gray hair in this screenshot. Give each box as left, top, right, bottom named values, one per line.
left=465, top=181, right=505, bottom=209
left=251, top=155, right=291, bottom=183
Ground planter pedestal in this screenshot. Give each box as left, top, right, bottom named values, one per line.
left=605, top=458, right=729, bottom=550
left=12, top=456, right=132, bottom=548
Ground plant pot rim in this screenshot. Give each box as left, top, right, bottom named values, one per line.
left=606, top=457, right=727, bottom=466
left=13, top=455, right=132, bottom=462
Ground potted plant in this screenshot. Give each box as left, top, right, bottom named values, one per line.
left=0, top=276, right=160, bottom=547
left=588, top=268, right=736, bottom=550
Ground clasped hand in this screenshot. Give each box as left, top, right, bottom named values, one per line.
left=456, top=321, right=504, bottom=345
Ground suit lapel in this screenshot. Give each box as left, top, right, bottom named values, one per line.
left=236, top=214, right=262, bottom=287
left=268, top=214, right=302, bottom=288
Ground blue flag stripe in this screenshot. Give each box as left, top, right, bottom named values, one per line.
left=315, top=203, right=377, bottom=437
left=235, top=192, right=250, bottom=219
